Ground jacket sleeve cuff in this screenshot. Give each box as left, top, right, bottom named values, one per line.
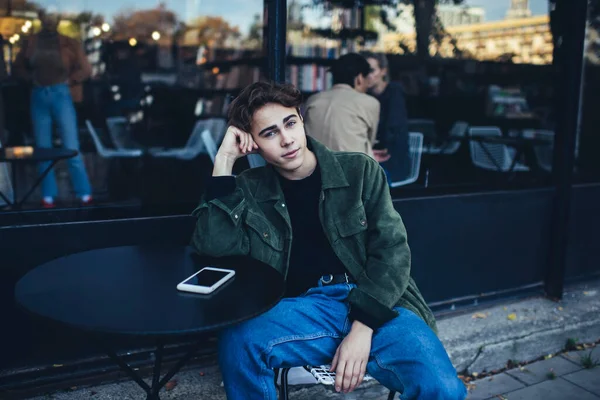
left=347, top=288, right=399, bottom=329
left=348, top=306, right=383, bottom=331
left=205, top=176, right=236, bottom=201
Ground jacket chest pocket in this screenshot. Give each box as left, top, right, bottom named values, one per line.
left=244, top=211, right=283, bottom=267
left=334, top=205, right=368, bottom=264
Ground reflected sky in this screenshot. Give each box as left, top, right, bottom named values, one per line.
left=31, top=0, right=549, bottom=34
left=465, top=0, right=548, bottom=20
left=35, top=0, right=262, bottom=34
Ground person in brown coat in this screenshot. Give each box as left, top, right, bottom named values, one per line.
left=14, top=9, right=93, bottom=208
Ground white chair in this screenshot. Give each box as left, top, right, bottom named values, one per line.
left=149, top=118, right=226, bottom=161
left=424, top=121, right=468, bottom=155
left=0, top=139, right=14, bottom=206
left=201, top=129, right=218, bottom=163
left=106, top=116, right=139, bottom=150
left=247, top=153, right=267, bottom=168
left=408, top=119, right=436, bottom=142
left=85, top=120, right=143, bottom=158
left=524, top=129, right=554, bottom=172
left=468, top=127, right=529, bottom=172
left=390, top=132, right=424, bottom=188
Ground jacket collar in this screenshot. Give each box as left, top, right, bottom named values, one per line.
left=254, top=136, right=349, bottom=202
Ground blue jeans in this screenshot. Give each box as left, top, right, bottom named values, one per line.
left=219, top=282, right=466, bottom=400
left=31, top=84, right=91, bottom=198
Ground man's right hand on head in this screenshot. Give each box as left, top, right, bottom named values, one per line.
left=213, top=126, right=259, bottom=176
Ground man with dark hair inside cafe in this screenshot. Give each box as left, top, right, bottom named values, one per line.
left=304, top=53, right=387, bottom=161
left=191, top=81, right=466, bottom=400
left=362, top=51, right=411, bottom=182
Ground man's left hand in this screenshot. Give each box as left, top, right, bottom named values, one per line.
left=330, top=321, right=373, bottom=393
left=373, top=149, right=391, bottom=163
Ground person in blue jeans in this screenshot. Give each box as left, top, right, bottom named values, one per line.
left=14, top=9, right=92, bottom=208
left=191, top=82, right=466, bottom=400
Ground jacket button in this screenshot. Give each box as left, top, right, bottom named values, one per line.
left=234, top=214, right=239, bottom=219
left=263, top=232, right=269, bottom=238
left=281, top=203, right=285, bottom=208
left=360, top=219, right=367, bottom=226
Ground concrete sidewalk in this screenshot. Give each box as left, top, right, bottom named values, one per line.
left=466, top=347, right=600, bottom=399
left=25, top=347, right=600, bottom=400
left=25, top=279, right=600, bottom=400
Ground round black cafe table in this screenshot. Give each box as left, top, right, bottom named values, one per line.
left=15, top=245, right=284, bottom=399
left=0, top=147, right=78, bottom=209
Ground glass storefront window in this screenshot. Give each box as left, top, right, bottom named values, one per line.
left=286, top=0, right=557, bottom=196
left=0, top=0, right=263, bottom=218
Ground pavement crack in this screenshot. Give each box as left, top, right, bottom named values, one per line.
left=463, top=345, right=485, bottom=373
left=462, top=328, right=557, bottom=373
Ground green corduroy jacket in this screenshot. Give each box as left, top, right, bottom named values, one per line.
left=191, top=136, right=437, bottom=332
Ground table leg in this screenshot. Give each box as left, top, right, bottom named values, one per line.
left=156, top=340, right=204, bottom=389
left=150, top=341, right=164, bottom=399
left=0, top=164, right=17, bottom=209
left=15, top=160, right=59, bottom=208
left=0, top=190, right=12, bottom=207
left=508, top=149, right=522, bottom=174
left=97, top=338, right=205, bottom=400
left=479, top=142, right=504, bottom=172
left=12, top=163, right=18, bottom=203
left=102, top=346, right=153, bottom=395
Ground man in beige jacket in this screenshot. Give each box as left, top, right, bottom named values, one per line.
left=304, top=53, right=380, bottom=158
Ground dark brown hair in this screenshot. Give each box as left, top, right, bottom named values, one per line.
left=361, top=51, right=389, bottom=70
left=361, top=51, right=389, bottom=80
left=227, top=81, right=303, bottom=133
left=330, top=53, right=371, bottom=87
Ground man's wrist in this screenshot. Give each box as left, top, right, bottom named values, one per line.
left=213, top=153, right=237, bottom=176
left=351, top=320, right=373, bottom=335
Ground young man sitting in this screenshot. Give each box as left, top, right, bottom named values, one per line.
left=191, top=81, right=466, bottom=400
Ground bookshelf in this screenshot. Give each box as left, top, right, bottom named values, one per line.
left=285, top=0, right=379, bottom=92
left=188, top=0, right=382, bottom=115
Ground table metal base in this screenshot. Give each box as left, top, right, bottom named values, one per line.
left=0, top=160, right=59, bottom=210
left=100, top=339, right=204, bottom=400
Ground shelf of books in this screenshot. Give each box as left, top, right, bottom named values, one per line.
left=186, top=2, right=379, bottom=106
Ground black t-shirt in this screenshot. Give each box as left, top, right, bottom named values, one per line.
left=204, top=168, right=379, bottom=329
left=278, top=165, right=347, bottom=297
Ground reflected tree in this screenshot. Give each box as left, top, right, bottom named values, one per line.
left=188, top=16, right=242, bottom=48
left=245, top=13, right=263, bottom=49
left=0, top=0, right=39, bottom=15
left=111, top=3, right=178, bottom=43
left=311, top=0, right=465, bottom=59
left=586, top=0, right=599, bottom=64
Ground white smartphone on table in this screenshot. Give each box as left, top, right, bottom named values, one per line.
left=177, top=267, right=235, bottom=294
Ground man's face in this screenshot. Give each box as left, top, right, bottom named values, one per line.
left=250, top=103, right=307, bottom=173
left=367, top=58, right=386, bottom=89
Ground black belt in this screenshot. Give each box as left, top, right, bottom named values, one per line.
left=319, top=273, right=355, bottom=286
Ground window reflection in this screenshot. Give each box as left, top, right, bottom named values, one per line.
left=289, top=0, right=559, bottom=194
left=0, top=0, right=263, bottom=214
left=0, top=0, right=596, bottom=220
left=576, top=1, right=600, bottom=182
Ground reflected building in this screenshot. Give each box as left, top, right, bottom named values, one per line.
left=506, top=0, right=533, bottom=19
left=382, top=1, right=553, bottom=65
left=437, top=4, right=485, bottom=28
left=587, top=25, right=600, bottom=65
